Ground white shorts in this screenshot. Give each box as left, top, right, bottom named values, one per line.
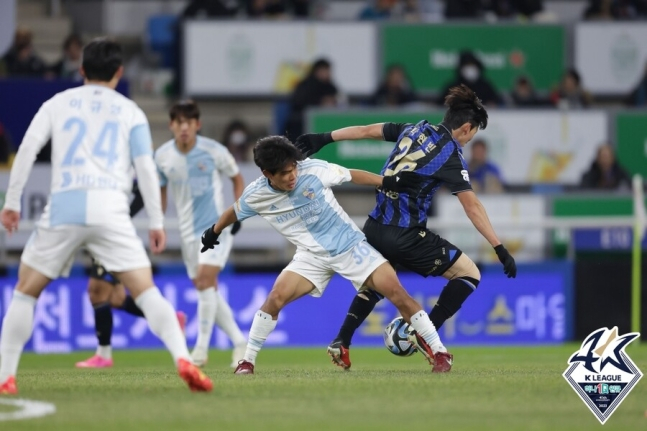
left=180, top=231, right=233, bottom=280
left=284, top=240, right=387, bottom=297
left=21, top=223, right=150, bottom=279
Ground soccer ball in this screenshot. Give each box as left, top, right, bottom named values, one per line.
left=383, top=317, right=417, bottom=357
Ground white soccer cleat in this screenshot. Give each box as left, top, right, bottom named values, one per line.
left=191, top=347, right=208, bottom=367
left=230, top=344, right=246, bottom=368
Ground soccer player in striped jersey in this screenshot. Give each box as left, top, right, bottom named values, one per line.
left=200, top=136, right=454, bottom=375
left=155, top=100, right=246, bottom=367
left=0, top=38, right=211, bottom=394
left=295, top=85, right=517, bottom=370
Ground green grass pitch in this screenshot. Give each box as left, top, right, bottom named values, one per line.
left=1, top=345, right=646, bottom=430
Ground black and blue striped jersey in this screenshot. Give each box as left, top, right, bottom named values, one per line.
left=369, top=120, right=472, bottom=228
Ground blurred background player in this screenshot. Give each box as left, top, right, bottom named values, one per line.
left=155, top=100, right=246, bottom=368
left=75, top=183, right=187, bottom=369
left=0, top=38, right=211, bottom=394
left=296, top=85, right=517, bottom=369
left=201, top=136, right=453, bottom=375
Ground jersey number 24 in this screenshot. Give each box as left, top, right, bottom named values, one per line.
left=62, top=117, right=118, bottom=167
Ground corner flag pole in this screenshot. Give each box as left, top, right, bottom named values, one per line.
left=631, top=174, right=644, bottom=340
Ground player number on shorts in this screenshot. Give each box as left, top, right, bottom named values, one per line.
left=352, top=242, right=371, bottom=264
left=62, top=117, right=119, bottom=167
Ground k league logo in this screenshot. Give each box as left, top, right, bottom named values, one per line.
left=563, top=327, right=642, bottom=424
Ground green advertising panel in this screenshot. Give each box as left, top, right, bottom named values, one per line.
left=308, top=111, right=443, bottom=173
left=382, top=24, right=565, bottom=93
left=616, top=112, right=647, bottom=178
left=553, top=196, right=636, bottom=217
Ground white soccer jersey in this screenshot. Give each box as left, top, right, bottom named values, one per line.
left=3, top=84, right=162, bottom=229
left=155, top=136, right=239, bottom=243
left=234, top=159, right=365, bottom=257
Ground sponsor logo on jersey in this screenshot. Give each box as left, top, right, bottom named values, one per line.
left=302, top=187, right=315, bottom=200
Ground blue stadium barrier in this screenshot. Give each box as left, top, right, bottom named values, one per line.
left=0, top=262, right=573, bottom=352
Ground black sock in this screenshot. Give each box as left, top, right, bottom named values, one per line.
left=94, top=302, right=113, bottom=346
left=429, top=277, right=479, bottom=329
left=120, top=295, right=145, bottom=318
left=335, top=290, right=382, bottom=347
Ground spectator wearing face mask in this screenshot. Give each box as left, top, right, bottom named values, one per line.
left=222, top=120, right=253, bottom=162
left=438, top=51, right=503, bottom=107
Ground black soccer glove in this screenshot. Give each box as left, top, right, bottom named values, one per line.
left=231, top=220, right=242, bottom=235
left=494, top=244, right=517, bottom=278
left=294, top=132, right=334, bottom=157
left=201, top=224, right=220, bottom=253
left=382, top=171, right=425, bottom=195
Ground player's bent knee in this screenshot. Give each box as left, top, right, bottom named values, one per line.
left=444, top=253, right=481, bottom=282
left=109, top=284, right=127, bottom=308
left=87, top=279, right=113, bottom=304
left=264, top=289, right=288, bottom=312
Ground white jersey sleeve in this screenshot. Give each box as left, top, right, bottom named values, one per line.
left=234, top=178, right=264, bottom=221
left=306, top=160, right=352, bottom=188
left=3, top=101, right=53, bottom=211
left=129, top=107, right=163, bottom=229
left=210, top=143, right=239, bottom=178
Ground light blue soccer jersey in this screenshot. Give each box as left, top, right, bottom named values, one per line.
left=155, top=136, right=239, bottom=243
left=234, top=159, right=365, bottom=257
left=5, top=85, right=157, bottom=228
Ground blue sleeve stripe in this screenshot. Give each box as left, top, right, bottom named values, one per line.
left=130, top=124, right=153, bottom=160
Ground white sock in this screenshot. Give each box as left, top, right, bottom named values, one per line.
left=244, top=310, right=277, bottom=365
left=96, top=345, right=112, bottom=360
left=135, top=287, right=190, bottom=364
left=195, top=287, right=217, bottom=351
left=409, top=310, right=447, bottom=353
left=214, top=290, right=246, bottom=346
left=0, top=291, right=37, bottom=382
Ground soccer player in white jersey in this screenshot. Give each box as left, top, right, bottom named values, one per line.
left=0, top=39, right=212, bottom=394
left=200, top=136, right=453, bottom=375
left=155, top=100, right=246, bottom=367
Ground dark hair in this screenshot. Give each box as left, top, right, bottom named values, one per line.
left=516, top=75, right=530, bottom=86
left=82, top=38, right=123, bottom=82
left=565, top=68, right=581, bottom=86
left=63, top=33, right=83, bottom=51
left=169, top=100, right=200, bottom=121
left=443, top=84, right=488, bottom=130
left=253, top=135, right=304, bottom=174
left=310, top=58, right=331, bottom=76
left=471, top=139, right=487, bottom=149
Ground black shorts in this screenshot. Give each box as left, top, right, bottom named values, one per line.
left=89, top=259, right=120, bottom=285
left=363, top=217, right=462, bottom=277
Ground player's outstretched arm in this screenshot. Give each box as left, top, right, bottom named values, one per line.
left=2, top=104, right=52, bottom=232
left=295, top=123, right=385, bottom=157
left=349, top=169, right=426, bottom=195
left=457, top=190, right=517, bottom=278
left=349, top=169, right=383, bottom=187
left=201, top=206, right=238, bottom=253
left=229, top=173, right=245, bottom=235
